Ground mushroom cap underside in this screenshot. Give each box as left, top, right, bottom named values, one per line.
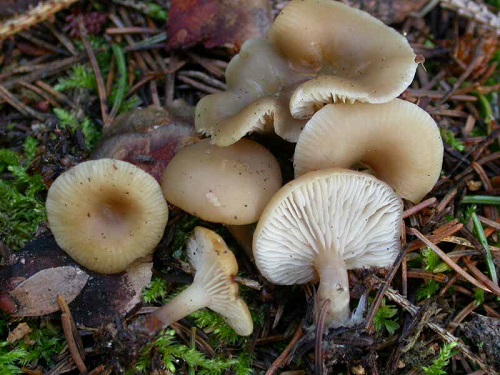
left=253, top=168, right=403, bottom=285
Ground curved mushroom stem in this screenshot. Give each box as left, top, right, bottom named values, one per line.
left=144, top=282, right=208, bottom=334
left=316, top=251, right=351, bottom=328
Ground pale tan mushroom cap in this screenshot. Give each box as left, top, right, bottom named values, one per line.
left=195, top=38, right=308, bottom=145
left=46, top=159, right=169, bottom=274
left=188, top=227, right=253, bottom=336
left=293, top=99, right=443, bottom=203
left=269, top=0, right=418, bottom=119
left=253, top=168, right=403, bottom=285
left=161, top=138, right=282, bottom=225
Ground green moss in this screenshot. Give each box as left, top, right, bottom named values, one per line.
left=0, top=149, right=46, bottom=252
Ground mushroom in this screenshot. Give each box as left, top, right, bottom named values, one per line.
left=195, top=38, right=309, bottom=146
left=293, top=99, right=443, bottom=203
left=253, top=168, right=403, bottom=327
left=144, top=226, right=253, bottom=336
left=46, top=159, right=169, bottom=274
left=268, top=0, right=418, bottom=119
left=161, top=138, right=282, bottom=225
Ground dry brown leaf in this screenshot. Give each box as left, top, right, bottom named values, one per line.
left=6, top=322, right=32, bottom=343
left=10, top=266, right=89, bottom=317
left=167, top=0, right=272, bottom=50
left=92, top=103, right=200, bottom=182
left=0, top=237, right=154, bottom=327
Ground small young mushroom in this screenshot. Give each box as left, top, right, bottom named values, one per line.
left=253, top=168, right=403, bottom=327
left=293, top=99, right=444, bottom=203
left=144, top=226, right=253, bottom=336
left=195, top=38, right=309, bottom=146
left=46, top=159, right=169, bottom=274
left=268, top=0, right=418, bottom=119
left=161, top=138, right=282, bottom=225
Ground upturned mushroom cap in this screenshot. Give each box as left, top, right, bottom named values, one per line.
left=253, top=168, right=403, bottom=326
left=293, top=99, right=443, bottom=203
left=187, top=227, right=253, bottom=335
left=145, top=227, right=253, bottom=336
left=268, top=0, right=418, bottom=119
left=161, top=138, right=282, bottom=225
left=46, top=159, right=169, bottom=274
left=195, top=38, right=308, bottom=146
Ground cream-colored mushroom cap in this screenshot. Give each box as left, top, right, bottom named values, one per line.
left=195, top=38, right=308, bottom=146
left=161, top=138, right=282, bottom=225
left=144, top=226, right=253, bottom=336
left=293, top=99, right=443, bottom=203
left=269, top=0, right=418, bottom=119
left=253, top=168, right=403, bottom=327
left=46, top=159, right=169, bottom=274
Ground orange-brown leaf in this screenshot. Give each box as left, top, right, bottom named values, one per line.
left=167, top=0, right=272, bottom=51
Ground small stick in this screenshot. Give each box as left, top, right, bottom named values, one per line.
left=410, top=228, right=493, bottom=293
left=403, top=197, right=437, bottom=218
left=105, top=27, right=157, bottom=35
left=0, top=0, right=79, bottom=40
left=448, top=300, right=478, bottom=329
left=265, top=324, right=303, bottom=375
left=58, top=296, right=87, bottom=374
left=0, top=84, right=46, bottom=121
left=315, top=300, right=330, bottom=375
left=78, top=19, right=108, bottom=124
left=408, top=222, right=463, bottom=252
left=364, top=245, right=408, bottom=333
left=407, top=269, right=449, bottom=283
left=462, top=257, right=500, bottom=295
left=177, top=75, right=222, bottom=94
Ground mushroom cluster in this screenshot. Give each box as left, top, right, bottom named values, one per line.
left=42, top=0, right=445, bottom=338
left=191, top=0, right=444, bottom=328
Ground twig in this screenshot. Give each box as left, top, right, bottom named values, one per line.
left=0, top=0, right=79, bottom=40
left=364, top=245, right=408, bottom=333
left=58, top=296, right=87, bottom=374
left=78, top=19, right=109, bottom=125
left=409, top=228, right=494, bottom=293
left=266, top=324, right=303, bottom=375
left=0, top=84, right=46, bottom=121
left=315, top=300, right=330, bottom=375
left=403, top=197, right=437, bottom=218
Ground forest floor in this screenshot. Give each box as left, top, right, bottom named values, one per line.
left=0, top=0, right=499, bottom=374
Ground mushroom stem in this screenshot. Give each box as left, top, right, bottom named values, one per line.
left=316, top=251, right=350, bottom=327
left=145, top=282, right=208, bottom=333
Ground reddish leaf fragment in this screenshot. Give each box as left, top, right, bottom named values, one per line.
left=10, top=266, right=89, bottom=317
left=92, top=104, right=200, bottom=182
left=167, top=0, right=272, bottom=50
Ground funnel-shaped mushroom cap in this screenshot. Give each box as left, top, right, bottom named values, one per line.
left=161, top=138, right=282, bottom=225
left=253, top=168, right=402, bottom=326
left=144, top=227, right=253, bottom=336
left=294, top=99, right=443, bottom=203
left=195, top=38, right=308, bottom=145
left=269, top=0, right=418, bottom=119
left=46, top=159, right=169, bottom=274
left=188, top=227, right=253, bottom=336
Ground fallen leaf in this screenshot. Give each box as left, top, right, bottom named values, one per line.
left=0, top=237, right=153, bottom=327
left=92, top=103, right=200, bottom=182
left=6, top=322, right=32, bottom=343
left=10, top=266, right=89, bottom=317
left=167, top=0, right=272, bottom=50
